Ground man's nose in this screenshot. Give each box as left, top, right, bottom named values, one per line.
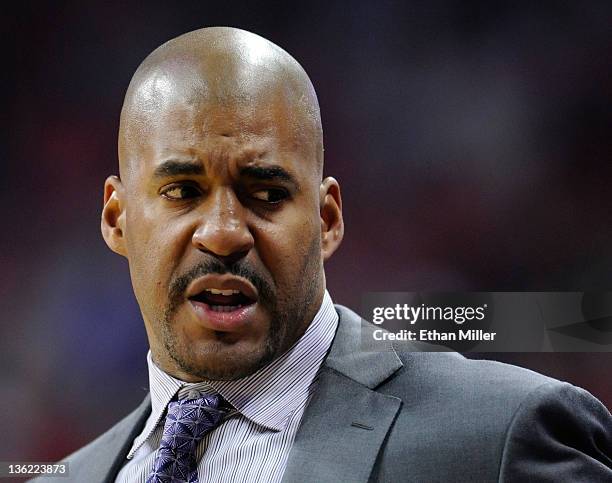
left=191, top=188, right=254, bottom=261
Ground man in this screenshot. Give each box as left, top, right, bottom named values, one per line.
left=44, top=27, right=611, bottom=482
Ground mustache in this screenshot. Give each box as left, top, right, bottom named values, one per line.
left=167, top=258, right=274, bottom=311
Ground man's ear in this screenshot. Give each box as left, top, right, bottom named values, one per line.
left=101, top=175, right=128, bottom=257
left=319, top=176, right=344, bottom=261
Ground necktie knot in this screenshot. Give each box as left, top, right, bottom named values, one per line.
left=147, top=394, right=225, bottom=483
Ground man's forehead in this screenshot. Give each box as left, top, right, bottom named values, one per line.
left=137, top=82, right=296, bottom=137
left=122, top=75, right=315, bottom=179
left=126, top=94, right=305, bottom=171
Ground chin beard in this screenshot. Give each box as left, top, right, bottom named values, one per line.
left=162, top=311, right=286, bottom=380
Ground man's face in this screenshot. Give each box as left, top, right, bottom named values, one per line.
left=115, top=84, right=327, bottom=381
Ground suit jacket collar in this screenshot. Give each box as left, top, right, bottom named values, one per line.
left=86, top=304, right=403, bottom=483
left=325, top=304, right=403, bottom=388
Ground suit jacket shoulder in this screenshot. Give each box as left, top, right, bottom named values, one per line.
left=334, top=304, right=612, bottom=482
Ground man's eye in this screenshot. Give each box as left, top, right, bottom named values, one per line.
left=161, top=185, right=201, bottom=200
left=251, top=189, right=288, bottom=203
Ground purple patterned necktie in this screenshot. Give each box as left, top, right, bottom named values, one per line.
left=146, top=394, right=225, bottom=483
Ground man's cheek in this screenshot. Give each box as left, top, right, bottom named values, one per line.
left=128, top=232, right=170, bottom=305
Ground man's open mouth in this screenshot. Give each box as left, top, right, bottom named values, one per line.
left=189, top=288, right=256, bottom=312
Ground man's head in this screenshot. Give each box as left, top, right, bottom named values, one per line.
left=101, top=27, right=343, bottom=381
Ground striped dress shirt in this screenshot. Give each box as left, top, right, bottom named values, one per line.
left=115, top=290, right=338, bottom=483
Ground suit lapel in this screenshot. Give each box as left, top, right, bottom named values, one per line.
left=282, top=305, right=403, bottom=483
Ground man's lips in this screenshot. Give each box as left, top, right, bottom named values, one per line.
left=185, top=274, right=259, bottom=332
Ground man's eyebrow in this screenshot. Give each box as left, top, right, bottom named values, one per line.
left=240, top=165, right=300, bottom=188
left=153, top=160, right=204, bottom=178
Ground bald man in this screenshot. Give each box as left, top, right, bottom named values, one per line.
left=40, top=27, right=611, bottom=483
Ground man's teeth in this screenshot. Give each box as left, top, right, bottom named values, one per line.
left=205, top=288, right=241, bottom=296
left=210, top=305, right=243, bottom=312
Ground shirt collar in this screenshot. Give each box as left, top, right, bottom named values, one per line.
left=127, top=290, right=338, bottom=457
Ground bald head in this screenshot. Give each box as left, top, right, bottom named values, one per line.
left=118, top=27, right=323, bottom=182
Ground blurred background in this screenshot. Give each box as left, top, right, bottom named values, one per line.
left=3, top=0, right=612, bottom=463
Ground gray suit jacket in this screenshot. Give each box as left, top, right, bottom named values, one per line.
left=41, top=305, right=612, bottom=482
